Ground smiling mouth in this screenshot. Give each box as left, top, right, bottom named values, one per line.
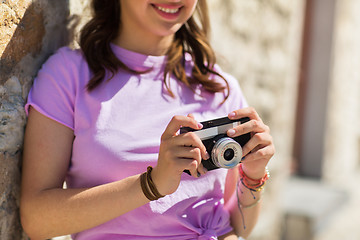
left=152, top=4, right=182, bottom=14
left=156, top=6, right=180, bottom=14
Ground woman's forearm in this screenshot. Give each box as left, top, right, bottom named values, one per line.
left=225, top=182, right=263, bottom=239
left=21, top=174, right=149, bottom=239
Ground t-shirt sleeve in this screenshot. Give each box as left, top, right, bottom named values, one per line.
left=25, top=47, right=76, bottom=130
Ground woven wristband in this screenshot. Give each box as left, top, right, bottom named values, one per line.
left=239, top=164, right=269, bottom=192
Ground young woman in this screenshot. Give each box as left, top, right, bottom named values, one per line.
left=20, top=0, right=275, bottom=239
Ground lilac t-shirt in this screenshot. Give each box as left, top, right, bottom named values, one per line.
left=25, top=45, right=248, bottom=240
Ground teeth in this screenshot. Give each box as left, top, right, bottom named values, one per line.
left=157, top=6, right=180, bottom=14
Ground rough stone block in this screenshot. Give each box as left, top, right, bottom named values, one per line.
left=1, top=1, right=69, bottom=239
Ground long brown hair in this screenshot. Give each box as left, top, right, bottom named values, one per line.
left=80, top=0, right=229, bottom=100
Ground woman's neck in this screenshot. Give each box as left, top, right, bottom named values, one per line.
left=113, top=31, right=174, bottom=56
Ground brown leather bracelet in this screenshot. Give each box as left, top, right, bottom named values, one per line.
left=146, top=166, right=165, bottom=199
left=140, top=171, right=158, bottom=201
left=140, top=166, right=165, bottom=201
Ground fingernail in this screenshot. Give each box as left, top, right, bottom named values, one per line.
left=197, top=122, right=203, bottom=129
left=228, top=112, right=236, bottom=118
left=228, top=129, right=236, bottom=136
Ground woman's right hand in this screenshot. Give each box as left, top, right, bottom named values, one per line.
left=151, top=115, right=209, bottom=195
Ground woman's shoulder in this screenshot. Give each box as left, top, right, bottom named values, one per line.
left=183, top=52, right=246, bottom=107
left=209, top=63, right=243, bottom=99
left=212, top=64, right=239, bottom=86
left=37, top=46, right=90, bottom=86
left=31, top=46, right=91, bottom=103
left=46, top=46, right=86, bottom=68
left=212, top=64, right=248, bottom=109
left=183, top=52, right=239, bottom=85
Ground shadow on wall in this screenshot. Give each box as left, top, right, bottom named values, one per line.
left=0, top=1, right=75, bottom=239
left=0, top=0, right=81, bottom=86
left=0, top=3, right=45, bottom=85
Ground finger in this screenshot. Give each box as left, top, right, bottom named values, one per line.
left=187, top=113, right=195, bottom=119
left=197, top=163, right=208, bottom=176
left=241, top=132, right=273, bottom=156
left=180, top=157, right=200, bottom=178
left=174, top=146, right=202, bottom=162
left=162, top=115, right=203, bottom=140
left=241, top=145, right=275, bottom=163
left=176, top=132, right=210, bottom=160
left=228, top=107, right=262, bottom=122
left=227, top=119, right=267, bottom=137
left=175, top=146, right=208, bottom=177
left=163, top=144, right=201, bottom=178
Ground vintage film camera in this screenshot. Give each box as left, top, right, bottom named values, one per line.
left=180, top=116, right=251, bottom=172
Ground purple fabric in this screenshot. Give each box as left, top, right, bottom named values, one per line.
left=25, top=44, right=248, bottom=239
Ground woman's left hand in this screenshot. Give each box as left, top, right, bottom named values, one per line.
left=227, top=107, right=275, bottom=179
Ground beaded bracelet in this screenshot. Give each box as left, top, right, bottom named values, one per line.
left=236, top=164, right=269, bottom=230
left=239, top=163, right=270, bottom=192
left=140, top=166, right=165, bottom=201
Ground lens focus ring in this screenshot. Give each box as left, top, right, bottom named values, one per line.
left=211, top=137, right=242, bottom=169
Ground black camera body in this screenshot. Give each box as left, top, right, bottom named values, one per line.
left=180, top=116, right=251, bottom=172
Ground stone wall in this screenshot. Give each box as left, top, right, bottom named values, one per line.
left=0, top=1, right=69, bottom=239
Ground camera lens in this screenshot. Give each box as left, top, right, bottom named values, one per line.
left=223, top=148, right=235, bottom=161
left=211, top=137, right=242, bottom=169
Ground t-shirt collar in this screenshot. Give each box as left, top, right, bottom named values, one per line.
left=110, top=43, right=167, bottom=72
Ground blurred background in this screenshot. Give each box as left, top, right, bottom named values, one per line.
left=208, top=1, right=360, bottom=240
left=1, top=0, right=359, bottom=239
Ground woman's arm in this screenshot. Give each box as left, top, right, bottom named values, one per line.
left=20, top=107, right=151, bottom=239
left=21, top=108, right=207, bottom=239
left=224, top=107, right=275, bottom=238
left=225, top=167, right=264, bottom=238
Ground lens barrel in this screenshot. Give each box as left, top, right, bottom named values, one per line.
left=211, top=137, right=242, bottom=169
